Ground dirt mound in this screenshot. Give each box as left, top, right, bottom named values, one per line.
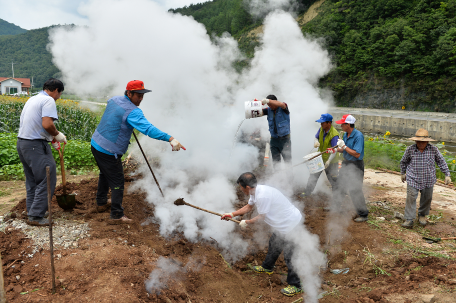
left=3, top=171, right=456, bottom=302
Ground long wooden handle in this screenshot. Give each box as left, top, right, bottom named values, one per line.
left=133, top=131, right=165, bottom=198
left=183, top=202, right=241, bottom=224
left=46, top=166, right=56, bottom=294
left=441, top=237, right=456, bottom=240
left=58, top=149, right=66, bottom=195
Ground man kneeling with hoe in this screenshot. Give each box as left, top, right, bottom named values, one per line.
left=222, top=172, right=303, bottom=297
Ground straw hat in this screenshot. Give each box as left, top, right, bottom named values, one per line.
left=409, top=128, right=435, bottom=141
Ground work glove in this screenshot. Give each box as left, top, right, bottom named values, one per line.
left=325, top=153, right=336, bottom=169
left=170, top=139, right=186, bottom=151
left=337, top=139, right=345, bottom=148
left=51, top=139, right=62, bottom=150
left=445, top=176, right=452, bottom=185
left=54, top=131, right=67, bottom=144
left=239, top=220, right=248, bottom=230
left=261, top=98, right=270, bottom=105
left=326, top=148, right=336, bottom=154
left=221, top=213, right=234, bottom=220
left=314, top=138, right=320, bottom=148
left=401, top=174, right=406, bottom=183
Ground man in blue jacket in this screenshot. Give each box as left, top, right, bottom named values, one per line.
left=91, top=80, right=185, bottom=223
left=261, top=95, right=291, bottom=169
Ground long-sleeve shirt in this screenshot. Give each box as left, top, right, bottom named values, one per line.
left=91, top=107, right=171, bottom=156
left=400, top=144, right=450, bottom=190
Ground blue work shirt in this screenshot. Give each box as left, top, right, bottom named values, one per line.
left=342, top=128, right=364, bottom=161
left=92, top=96, right=171, bottom=156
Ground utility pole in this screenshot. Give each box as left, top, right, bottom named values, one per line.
left=11, top=60, right=15, bottom=78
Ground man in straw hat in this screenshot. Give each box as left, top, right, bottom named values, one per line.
left=400, top=128, right=451, bottom=228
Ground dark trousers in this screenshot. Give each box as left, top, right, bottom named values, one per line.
left=305, top=162, right=338, bottom=195
left=17, top=138, right=56, bottom=217
left=91, top=146, right=125, bottom=219
left=262, top=233, right=301, bottom=288
left=335, top=159, right=368, bottom=217
left=270, top=136, right=292, bottom=166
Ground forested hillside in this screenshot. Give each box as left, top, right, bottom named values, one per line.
left=0, top=26, right=61, bottom=88
left=174, top=0, right=456, bottom=112
left=302, top=0, right=456, bottom=111
left=170, top=0, right=317, bottom=37
left=0, top=19, right=26, bottom=36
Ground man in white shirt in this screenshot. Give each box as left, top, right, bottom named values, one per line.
left=17, top=78, right=67, bottom=226
left=222, top=172, right=303, bottom=297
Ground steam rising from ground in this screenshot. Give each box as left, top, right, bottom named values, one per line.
left=48, top=0, right=331, bottom=301
left=145, top=256, right=205, bottom=294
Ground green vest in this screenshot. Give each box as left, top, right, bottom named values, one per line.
left=318, top=126, right=340, bottom=163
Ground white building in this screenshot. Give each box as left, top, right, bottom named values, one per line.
left=0, top=77, right=31, bottom=95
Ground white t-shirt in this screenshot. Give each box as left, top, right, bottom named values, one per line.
left=248, top=185, right=302, bottom=234
left=18, top=91, right=58, bottom=141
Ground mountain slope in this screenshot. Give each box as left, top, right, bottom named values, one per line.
left=0, top=27, right=60, bottom=88
left=0, top=19, right=27, bottom=36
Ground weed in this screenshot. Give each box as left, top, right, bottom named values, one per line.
left=363, top=247, right=391, bottom=276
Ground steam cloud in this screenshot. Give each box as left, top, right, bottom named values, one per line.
left=48, top=0, right=332, bottom=301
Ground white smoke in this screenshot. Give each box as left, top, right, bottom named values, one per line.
left=245, top=0, right=299, bottom=18
left=145, top=257, right=185, bottom=294
left=48, top=0, right=332, bottom=300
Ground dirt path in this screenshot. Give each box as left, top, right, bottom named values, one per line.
left=2, top=168, right=456, bottom=302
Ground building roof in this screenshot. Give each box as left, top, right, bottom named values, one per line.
left=0, top=77, right=31, bottom=88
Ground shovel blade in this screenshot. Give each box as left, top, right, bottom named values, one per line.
left=56, top=194, right=77, bottom=210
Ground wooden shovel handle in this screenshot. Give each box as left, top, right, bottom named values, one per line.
left=58, top=149, right=66, bottom=195
left=441, top=237, right=456, bottom=240
left=183, top=201, right=241, bottom=224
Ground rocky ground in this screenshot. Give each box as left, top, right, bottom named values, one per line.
left=1, top=166, right=456, bottom=302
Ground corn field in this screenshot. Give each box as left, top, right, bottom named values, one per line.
left=0, top=95, right=99, bottom=142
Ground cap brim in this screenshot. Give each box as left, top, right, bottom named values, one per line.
left=335, top=120, right=344, bottom=124
left=131, top=89, right=152, bottom=93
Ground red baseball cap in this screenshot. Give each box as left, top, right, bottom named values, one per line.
left=126, top=80, right=151, bottom=93
left=335, top=114, right=356, bottom=124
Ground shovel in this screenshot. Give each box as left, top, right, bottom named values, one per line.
left=422, top=236, right=456, bottom=243
left=55, top=145, right=76, bottom=210
left=174, top=198, right=240, bottom=223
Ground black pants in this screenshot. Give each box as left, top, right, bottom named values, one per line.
left=91, top=146, right=125, bottom=219
left=270, top=136, right=292, bottom=166
left=17, top=139, right=56, bottom=217
left=305, top=162, right=338, bottom=195
left=262, top=232, right=301, bottom=288
left=334, top=159, right=368, bottom=217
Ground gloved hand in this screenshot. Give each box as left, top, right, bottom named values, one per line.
left=445, top=176, right=452, bottom=185
left=314, top=138, right=320, bottom=148
left=221, top=213, right=234, bottom=220
left=261, top=98, right=270, bottom=105
left=51, top=139, right=61, bottom=150
left=54, top=131, right=67, bottom=144
left=326, top=148, right=336, bottom=154
left=239, top=220, right=248, bottom=230
left=337, top=139, right=345, bottom=148
left=170, top=139, right=186, bottom=151
left=401, top=174, right=406, bottom=183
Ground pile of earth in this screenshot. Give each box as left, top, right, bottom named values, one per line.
left=2, top=169, right=456, bottom=302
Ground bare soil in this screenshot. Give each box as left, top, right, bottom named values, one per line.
left=2, top=168, right=456, bottom=302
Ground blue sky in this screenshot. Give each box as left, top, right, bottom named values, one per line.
left=0, top=0, right=198, bottom=30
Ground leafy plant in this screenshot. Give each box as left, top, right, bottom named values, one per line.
left=363, top=247, right=391, bottom=276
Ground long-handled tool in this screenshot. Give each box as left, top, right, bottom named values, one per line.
left=132, top=131, right=165, bottom=198
left=46, top=166, right=56, bottom=294
left=174, top=198, right=241, bottom=223
left=423, top=236, right=456, bottom=243
left=55, top=145, right=76, bottom=210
